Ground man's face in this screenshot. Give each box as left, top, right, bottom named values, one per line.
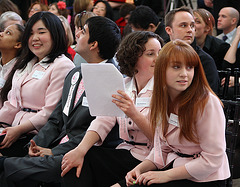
left=166, top=11, right=195, bottom=44
left=75, top=24, right=91, bottom=60
left=217, top=8, right=233, bottom=31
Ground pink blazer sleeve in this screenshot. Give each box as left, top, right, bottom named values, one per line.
left=185, top=94, right=229, bottom=180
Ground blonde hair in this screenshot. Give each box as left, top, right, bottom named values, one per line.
left=58, top=15, right=74, bottom=47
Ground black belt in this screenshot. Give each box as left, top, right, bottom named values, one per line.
left=175, top=152, right=200, bottom=159
left=21, top=108, right=39, bottom=113
left=125, top=140, right=147, bottom=146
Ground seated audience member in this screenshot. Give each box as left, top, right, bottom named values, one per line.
left=28, top=2, right=48, bottom=19
left=119, top=39, right=230, bottom=187
left=0, top=12, right=74, bottom=157
left=92, top=0, right=114, bottom=20
left=165, top=6, right=219, bottom=93
left=61, top=31, right=164, bottom=187
left=49, top=1, right=68, bottom=18
left=73, top=0, right=93, bottom=14
left=221, top=25, right=240, bottom=89
left=0, top=11, right=23, bottom=32
left=115, top=3, right=136, bottom=37
left=73, top=11, right=97, bottom=67
left=0, top=24, right=24, bottom=108
left=193, top=9, right=230, bottom=70
left=128, top=5, right=169, bottom=43
left=0, top=0, right=20, bottom=16
left=58, top=15, right=76, bottom=60
left=216, top=7, right=239, bottom=45
left=134, top=0, right=165, bottom=18
left=0, top=16, right=121, bottom=187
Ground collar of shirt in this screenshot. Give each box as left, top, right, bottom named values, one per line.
left=0, top=57, right=17, bottom=78
left=125, top=76, right=154, bottom=99
left=226, top=28, right=236, bottom=42
left=99, top=59, right=108, bottom=64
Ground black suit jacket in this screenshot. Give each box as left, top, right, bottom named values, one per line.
left=191, top=40, right=220, bottom=93
left=203, top=35, right=230, bottom=70
left=32, top=58, right=121, bottom=156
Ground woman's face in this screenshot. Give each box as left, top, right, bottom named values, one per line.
left=92, top=2, right=106, bottom=17
left=166, top=60, right=194, bottom=100
left=0, top=24, right=21, bottom=51
left=28, top=20, right=53, bottom=61
left=194, top=13, right=208, bottom=39
left=48, top=4, right=59, bottom=16
left=29, top=4, right=41, bottom=18
left=135, top=38, right=161, bottom=80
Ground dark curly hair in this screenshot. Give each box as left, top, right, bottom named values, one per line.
left=116, top=31, right=164, bottom=77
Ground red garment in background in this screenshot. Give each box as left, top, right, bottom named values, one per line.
left=67, top=47, right=76, bottom=61
left=115, top=17, right=126, bottom=37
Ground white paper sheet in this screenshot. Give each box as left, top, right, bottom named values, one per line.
left=81, top=63, right=125, bottom=117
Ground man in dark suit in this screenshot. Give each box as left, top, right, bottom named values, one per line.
left=165, top=6, right=219, bottom=93
left=0, top=16, right=121, bottom=187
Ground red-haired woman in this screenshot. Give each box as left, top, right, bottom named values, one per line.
left=123, top=39, right=230, bottom=187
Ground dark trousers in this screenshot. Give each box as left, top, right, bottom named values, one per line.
left=0, top=134, right=34, bottom=157
left=3, top=155, right=64, bottom=187
left=63, top=146, right=141, bottom=187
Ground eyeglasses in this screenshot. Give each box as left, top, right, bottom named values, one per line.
left=77, top=10, right=86, bottom=30
left=93, top=6, right=105, bottom=12
left=30, top=8, right=40, bottom=12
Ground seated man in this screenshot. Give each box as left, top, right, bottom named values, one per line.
left=0, top=16, right=121, bottom=187
left=165, top=6, right=219, bottom=93
left=128, top=5, right=169, bottom=43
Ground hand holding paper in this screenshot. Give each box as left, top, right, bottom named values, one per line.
left=81, top=63, right=125, bottom=117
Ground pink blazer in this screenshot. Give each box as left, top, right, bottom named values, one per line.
left=146, top=93, right=230, bottom=182
left=87, top=77, right=153, bottom=161
left=0, top=55, right=75, bottom=132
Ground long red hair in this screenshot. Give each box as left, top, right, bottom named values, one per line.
left=150, top=39, right=218, bottom=143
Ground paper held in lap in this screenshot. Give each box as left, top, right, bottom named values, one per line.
left=81, top=63, right=125, bottom=117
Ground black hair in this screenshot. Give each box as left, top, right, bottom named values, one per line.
left=0, top=23, right=24, bottom=105
left=1, top=12, right=70, bottom=105
left=14, top=11, right=70, bottom=71
left=93, top=0, right=114, bottom=20
left=128, top=5, right=159, bottom=29
left=86, top=16, right=121, bottom=59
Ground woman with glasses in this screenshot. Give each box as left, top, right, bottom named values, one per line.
left=92, top=0, right=114, bottom=20
left=28, top=2, right=48, bottom=19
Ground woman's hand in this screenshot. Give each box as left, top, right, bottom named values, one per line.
left=61, top=148, right=84, bottom=178
left=125, top=168, right=142, bottom=186
left=221, top=76, right=235, bottom=87
left=136, top=171, right=170, bottom=186
left=112, top=90, right=137, bottom=118
left=0, top=126, right=22, bottom=148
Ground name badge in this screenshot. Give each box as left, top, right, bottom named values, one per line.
left=136, top=97, right=150, bottom=107
left=82, top=97, right=89, bottom=107
left=0, top=78, right=6, bottom=88
left=32, top=70, right=45, bottom=79
left=169, top=113, right=179, bottom=127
